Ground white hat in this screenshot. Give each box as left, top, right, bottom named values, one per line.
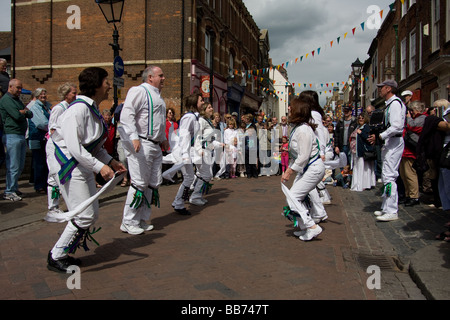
left=401, top=90, right=413, bottom=96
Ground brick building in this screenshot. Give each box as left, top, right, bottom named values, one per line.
left=362, top=0, right=450, bottom=109
left=11, top=0, right=266, bottom=118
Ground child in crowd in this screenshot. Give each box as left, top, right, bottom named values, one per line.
left=227, top=137, right=239, bottom=178
left=280, top=136, right=289, bottom=173
left=334, top=165, right=352, bottom=189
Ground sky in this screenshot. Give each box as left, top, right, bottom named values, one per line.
left=242, top=0, right=394, bottom=105
left=0, top=1, right=10, bottom=32
left=0, top=0, right=395, bottom=105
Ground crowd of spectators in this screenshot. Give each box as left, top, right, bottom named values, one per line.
left=0, top=73, right=449, bottom=241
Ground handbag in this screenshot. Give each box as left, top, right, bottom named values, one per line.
left=363, top=150, right=377, bottom=161
left=404, top=131, right=418, bottom=152
left=362, top=143, right=377, bottom=161
left=439, top=142, right=450, bottom=169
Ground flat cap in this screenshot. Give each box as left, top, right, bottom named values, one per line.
left=376, top=79, right=398, bottom=88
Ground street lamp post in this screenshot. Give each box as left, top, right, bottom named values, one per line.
left=95, top=0, right=124, bottom=112
left=351, top=58, right=363, bottom=116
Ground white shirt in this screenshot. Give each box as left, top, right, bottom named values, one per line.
left=289, top=123, right=320, bottom=173
left=176, top=111, right=200, bottom=161
left=380, top=95, right=406, bottom=141
left=194, top=117, right=222, bottom=154
left=52, top=95, right=111, bottom=174
left=120, top=82, right=167, bottom=142
left=48, top=100, right=69, bottom=132
left=311, top=110, right=328, bottom=156
left=223, top=128, right=237, bottom=146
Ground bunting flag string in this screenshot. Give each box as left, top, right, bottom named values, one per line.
left=233, top=2, right=393, bottom=75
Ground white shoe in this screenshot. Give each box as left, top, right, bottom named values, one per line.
left=139, top=220, right=154, bottom=231
left=189, top=198, right=206, bottom=206
left=322, top=200, right=331, bottom=205
left=374, top=210, right=384, bottom=216
left=294, top=230, right=306, bottom=237
left=299, top=225, right=322, bottom=241
left=313, top=215, right=328, bottom=224
left=3, top=192, right=22, bottom=201
left=48, top=208, right=64, bottom=215
left=376, top=213, right=398, bottom=222
left=120, top=223, right=144, bottom=235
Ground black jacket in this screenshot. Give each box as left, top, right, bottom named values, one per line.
left=334, top=116, right=358, bottom=151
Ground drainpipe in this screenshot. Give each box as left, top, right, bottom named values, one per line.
left=181, top=0, right=185, bottom=113
left=12, top=0, right=16, bottom=78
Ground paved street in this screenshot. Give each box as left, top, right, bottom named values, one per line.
left=0, top=173, right=448, bottom=304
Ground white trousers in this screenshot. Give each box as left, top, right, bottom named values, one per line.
left=122, top=140, right=162, bottom=226
left=173, top=163, right=195, bottom=209
left=289, top=160, right=325, bottom=230
left=190, top=150, right=213, bottom=201
left=381, top=137, right=404, bottom=214
left=51, top=164, right=98, bottom=260
left=45, top=139, right=60, bottom=210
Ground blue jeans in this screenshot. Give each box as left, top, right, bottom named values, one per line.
left=3, top=134, right=27, bottom=194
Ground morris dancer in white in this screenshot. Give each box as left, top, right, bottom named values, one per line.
left=46, top=82, right=77, bottom=216
left=170, top=93, right=203, bottom=215
left=368, top=80, right=406, bottom=221
left=299, top=91, right=329, bottom=220
left=281, top=97, right=324, bottom=241
left=119, top=66, right=169, bottom=235
left=190, top=102, right=224, bottom=205
left=47, top=68, right=126, bottom=273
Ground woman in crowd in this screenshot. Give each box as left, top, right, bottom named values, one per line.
left=281, top=97, right=324, bottom=241
left=223, top=117, right=237, bottom=177
left=399, top=101, right=427, bottom=206
left=47, top=67, right=126, bottom=273
left=243, top=113, right=258, bottom=178
left=28, top=88, right=51, bottom=194
left=165, top=107, right=178, bottom=153
left=350, top=113, right=376, bottom=192
left=46, top=82, right=77, bottom=215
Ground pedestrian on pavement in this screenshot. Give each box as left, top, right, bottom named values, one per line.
left=189, top=102, right=223, bottom=206
left=281, top=97, right=324, bottom=241
left=335, top=105, right=358, bottom=166
left=366, top=105, right=382, bottom=182
left=28, top=88, right=51, bottom=194
left=46, top=82, right=77, bottom=216
left=399, top=101, right=427, bottom=207
left=161, top=106, right=179, bottom=185
left=368, top=80, right=406, bottom=222
left=170, top=92, right=203, bottom=215
left=401, top=90, right=413, bottom=109
left=350, top=113, right=376, bottom=192
left=0, top=79, right=33, bottom=201
left=119, top=65, right=169, bottom=235
left=0, top=58, right=10, bottom=169
left=47, top=67, right=127, bottom=273
left=434, top=103, right=450, bottom=242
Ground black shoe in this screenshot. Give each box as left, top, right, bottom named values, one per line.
left=174, top=208, right=191, bottom=215
left=47, top=251, right=72, bottom=273
left=66, top=255, right=82, bottom=266
left=398, top=197, right=409, bottom=205
left=404, top=198, right=420, bottom=207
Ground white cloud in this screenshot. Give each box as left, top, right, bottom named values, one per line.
left=243, top=0, right=393, bottom=104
